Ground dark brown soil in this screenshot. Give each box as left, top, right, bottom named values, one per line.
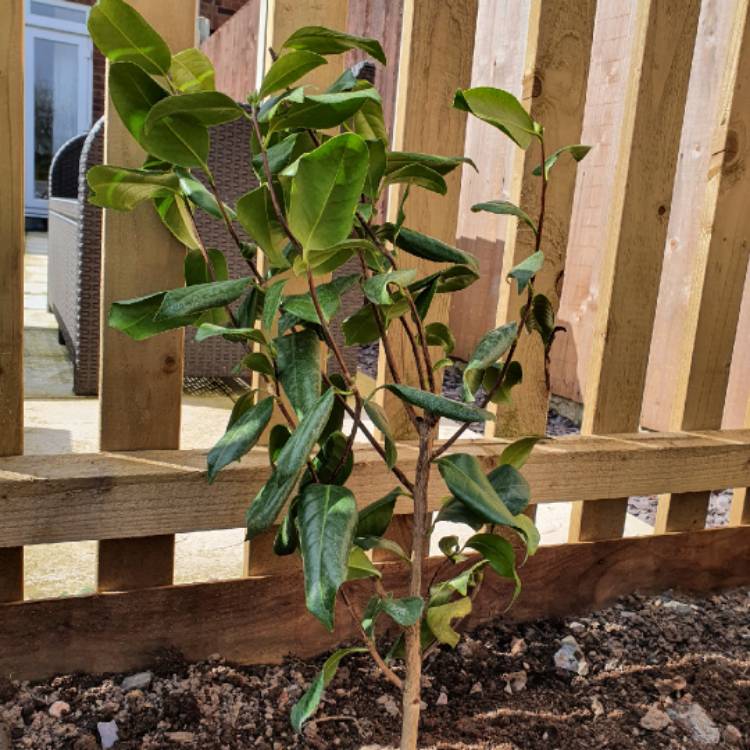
left=2, top=588, right=748, bottom=749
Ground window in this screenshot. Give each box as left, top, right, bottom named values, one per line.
left=30, top=1, right=87, bottom=25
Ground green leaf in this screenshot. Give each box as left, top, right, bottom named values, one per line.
left=463, top=322, right=518, bottom=394
left=274, top=495, right=300, bottom=555
left=108, top=291, right=196, bottom=341
left=346, top=546, right=381, bottom=581
left=362, top=401, right=398, bottom=469
left=382, top=596, right=423, bottom=627
left=184, top=247, right=228, bottom=285
left=383, top=163, right=447, bottom=195
left=435, top=497, right=485, bottom=532
left=426, top=596, right=471, bottom=647
left=533, top=144, right=592, bottom=178
left=352, top=96, right=388, bottom=144
left=508, top=251, right=544, bottom=293
left=499, top=436, right=541, bottom=470
left=236, top=185, right=290, bottom=268
left=108, top=62, right=167, bottom=146
left=302, top=238, right=379, bottom=276
left=87, top=166, right=179, bottom=211
left=253, top=132, right=316, bottom=177
left=297, top=484, right=359, bottom=630
left=153, top=194, right=200, bottom=249
left=288, top=133, right=369, bottom=254
left=527, top=293, right=555, bottom=343
left=154, top=278, right=251, bottom=322
left=175, top=169, right=231, bottom=220
left=383, top=384, right=494, bottom=423
left=313, top=431, right=353, bottom=485
left=453, top=87, right=537, bottom=149
left=88, top=0, right=171, bottom=74
left=145, top=91, right=242, bottom=132
left=465, top=535, right=519, bottom=602
left=355, top=487, right=400, bottom=539
left=436, top=453, right=518, bottom=528
left=262, top=278, right=288, bottom=331
left=268, top=424, right=292, bottom=464
left=282, top=274, right=360, bottom=325
left=276, top=329, right=321, bottom=419
left=438, top=535, right=462, bottom=560
left=260, top=50, right=328, bottom=98
left=487, top=464, right=530, bottom=515
left=142, top=114, right=210, bottom=169
left=513, top=513, right=540, bottom=556
left=207, top=397, right=274, bottom=482
left=170, top=48, right=216, bottom=93
left=363, top=269, right=416, bottom=306
left=424, top=322, right=455, bottom=354
left=239, top=352, right=274, bottom=378
left=394, top=227, right=478, bottom=269
left=385, top=151, right=476, bottom=176
left=471, top=200, right=537, bottom=235
left=194, top=323, right=266, bottom=344
left=290, top=647, right=367, bottom=732
left=364, top=140, right=386, bottom=200
left=245, top=390, right=336, bottom=538
left=282, top=25, right=386, bottom=65
left=485, top=360, right=523, bottom=405
left=342, top=304, right=381, bottom=345
left=271, top=89, right=381, bottom=133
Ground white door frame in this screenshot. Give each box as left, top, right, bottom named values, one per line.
left=24, top=0, right=92, bottom=218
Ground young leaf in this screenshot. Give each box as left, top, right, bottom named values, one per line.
left=453, top=87, right=537, bottom=149
left=282, top=25, right=386, bottom=65
left=297, top=483, right=359, bottom=630
left=464, top=533, right=520, bottom=599
left=471, top=200, right=537, bottom=235
left=260, top=50, right=328, bottom=98
left=508, top=251, right=544, bottom=293
left=108, top=62, right=168, bottom=146
left=290, top=647, right=367, bottom=731
left=207, top=397, right=274, bottom=482
left=176, top=169, right=231, bottom=220
left=385, top=151, right=476, bottom=176
left=394, top=227, right=478, bottom=268
left=383, top=163, right=447, bottom=195
left=276, top=329, right=321, bottom=419
left=355, top=487, right=401, bottom=539
left=486, top=464, right=531, bottom=515
left=288, top=133, right=369, bottom=254
left=144, top=92, right=242, bottom=131
left=108, top=291, right=197, bottom=341
left=424, top=322, right=455, bottom=354
left=88, top=0, right=171, bottom=75
left=363, top=269, right=416, bottom=306
left=499, top=436, right=542, bottom=470
left=362, top=401, right=398, bottom=468
left=346, top=546, right=381, bottom=581
left=533, top=144, right=592, bottom=178
left=383, top=384, right=494, bottom=423
left=87, top=166, right=179, bottom=211
left=154, top=278, right=252, bottom=321
left=436, top=453, right=518, bottom=528
left=463, top=322, right=518, bottom=394
left=425, top=597, right=472, bottom=647
left=170, top=48, right=216, bottom=93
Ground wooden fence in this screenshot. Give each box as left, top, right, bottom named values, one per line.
left=0, top=0, right=749, bottom=681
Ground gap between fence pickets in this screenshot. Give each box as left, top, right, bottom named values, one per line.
left=0, top=526, right=748, bottom=682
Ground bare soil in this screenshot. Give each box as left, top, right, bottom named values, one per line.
left=2, top=588, right=748, bottom=749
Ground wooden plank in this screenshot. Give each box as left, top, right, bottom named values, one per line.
left=1, top=430, right=749, bottom=548
left=487, top=0, right=596, bottom=438
left=451, top=0, right=532, bottom=360
left=378, top=0, right=478, bottom=438
left=655, top=2, right=750, bottom=533
left=0, top=0, right=24, bottom=602
left=1, top=525, right=748, bottom=681
left=569, top=0, right=701, bottom=542
left=98, top=0, right=198, bottom=591
left=730, top=398, right=750, bottom=526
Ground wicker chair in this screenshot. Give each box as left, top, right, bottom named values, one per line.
left=47, top=115, right=256, bottom=395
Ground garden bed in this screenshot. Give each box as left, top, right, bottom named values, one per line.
left=2, top=588, right=747, bottom=749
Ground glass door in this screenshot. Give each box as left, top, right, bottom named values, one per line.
left=24, top=0, right=92, bottom=218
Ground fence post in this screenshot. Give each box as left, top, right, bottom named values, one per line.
left=730, top=398, right=750, bottom=526
left=0, top=0, right=24, bottom=603
left=569, top=0, right=701, bottom=542
left=244, top=0, right=349, bottom=576
left=654, top=1, right=750, bottom=533
left=97, top=0, right=198, bottom=591
left=486, top=0, right=596, bottom=439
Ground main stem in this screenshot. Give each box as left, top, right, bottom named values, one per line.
left=400, top=420, right=435, bottom=750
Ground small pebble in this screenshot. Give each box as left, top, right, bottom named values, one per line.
left=166, top=731, right=196, bottom=743
left=121, top=670, right=153, bottom=692
left=667, top=702, right=720, bottom=745
left=436, top=692, right=448, bottom=705
left=97, top=720, right=119, bottom=750
left=724, top=724, right=743, bottom=745
left=48, top=700, right=71, bottom=719
left=640, top=705, right=671, bottom=731
left=553, top=636, right=589, bottom=676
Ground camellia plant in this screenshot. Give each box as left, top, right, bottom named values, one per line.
left=86, top=1, right=590, bottom=748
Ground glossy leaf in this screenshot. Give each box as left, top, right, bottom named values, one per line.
left=239, top=352, right=274, bottom=378
left=108, top=62, right=167, bottom=146
left=153, top=194, right=200, bottom=250
left=282, top=25, right=386, bottom=65
left=88, top=166, right=179, bottom=211
left=454, top=87, right=537, bottom=149
left=352, top=96, right=388, bottom=144
left=533, top=144, right=592, bottom=178
left=363, top=269, right=416, bottom=306
left=383, top=163, right=447, bottom=194
left=463, top=322, right=517, bottom=394
left=288, top=133, right=369, bottom=254
left=154, top=278, right=251, bottom=321
left=486, top=464, right=531, bottom=515
left=170, top=48, right=216, bottom=92
left=485, top=360, right=523, bottom=405
left=274, top=495, right=300, bottom=555
left=260, top=50, right=328, bottom=97
left=508, top=251, right=544, bottom=293
left=262, top=278, right=288, bottom=331
left=271, top=89, right=381, bottom=133
left=362, top=400, right=398, bottom=468
left=346, top=546, right=381, bottom=581
left=253, top=131, right=316, bottom=177
left=207, top=397, right=274, bottom=482
left=383, top=384, right=494, bottom=423
left=282, top=274, right=359, bottom=325
left=194, top=324, right=265, bottom=344
left=297, top=483, right=359, bottom=630
left=276, top=329, right=321, bottom=419
left=527, top=293, right=555, bottom=343
left=184, top=247, right=228, bottom=285
left=145, top=92, right=242, bottom=131
left=394, top=227, right=478, bottom=269
left=355, top=487, right=400, bottom=539
left=313, top=431, right=353, bottom=485
left=176, top=169, right=230, bottom=220
left=499, top=436, right=542, bottom=469
left=88, top=0, right=171, bottom=74
left=142, top=114, right=210, bottom=169
left=426, top=596, right=471, bottom=647
left=471, top=200, right=537, bottom=235
left=435, top=497, right=485, bottom=532
left=108, top=291, right=196, bottom=341
left=385, top=151, right=476, bottom=176
left=425, top=322, right=455, bottom=354
left=236, top=185, right=290, bottom=269
left=382, top=596, right=424, bottom=627
left=466, top=535, right=520, bottom=601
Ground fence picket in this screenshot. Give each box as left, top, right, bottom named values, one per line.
left=569, top=0, right=701, bottom=541
left=0, top=0, right=24, bottom=602
left=97, top=0, right=198, bottom=591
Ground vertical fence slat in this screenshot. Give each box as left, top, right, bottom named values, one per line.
left=244, top=0, right=348, bottom=576
left=97, top=0, right=198, bottom=591
left=372, top=0, right=477, bottom=558
left=0, top=0, right=24, bottom=602
left=730, top=399, right=750, bottom=526
left=569, top=0, right=701, bottom=542
left=653, top=1, right=750, bottom=532
left=487, top=0, right=596, bottom=438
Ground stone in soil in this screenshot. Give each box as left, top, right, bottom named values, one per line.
left=553, top=635, right=589, bottom=676
left=639, top=705, right=671, bottom=731
left=121, top=670, right=153, bottom=692
left=667, top=702, right=721, bottom=745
